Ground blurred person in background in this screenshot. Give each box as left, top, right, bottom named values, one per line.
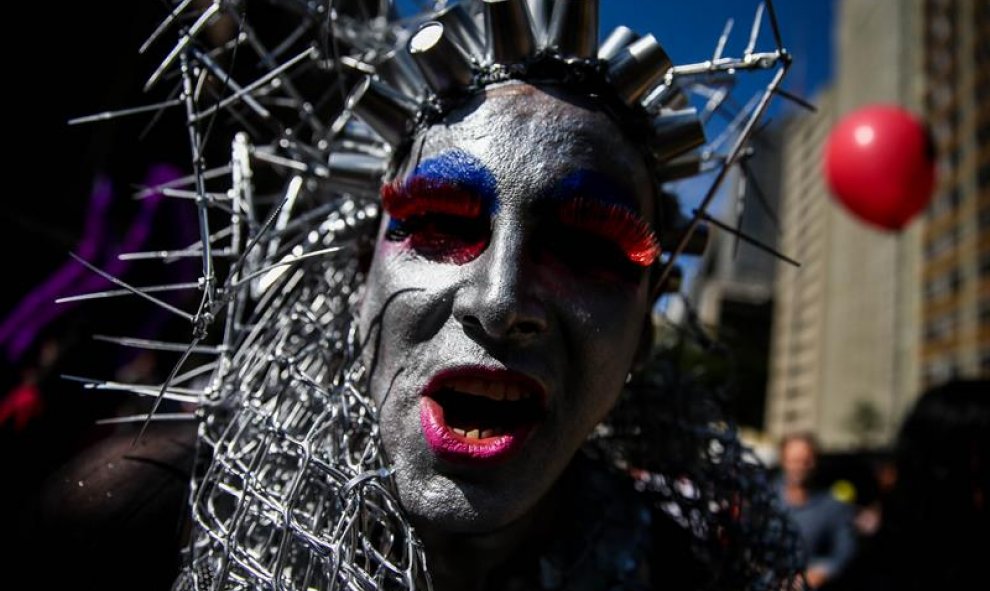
left=776, top=433, right=857, bottom=589
left=833, top=379, right=989, bottom=590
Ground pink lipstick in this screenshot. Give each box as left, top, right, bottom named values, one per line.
left=419, top=367, right=546, bottom=464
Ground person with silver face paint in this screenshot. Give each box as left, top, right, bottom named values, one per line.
left=32, top=1, right=806, bottom=590
left=357, top=82, right=668, bottom=588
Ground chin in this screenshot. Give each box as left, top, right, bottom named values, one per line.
left=389, top=451, right=557, bottom=535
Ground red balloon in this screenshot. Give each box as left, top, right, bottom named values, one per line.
left=823, top=104, right=936, bottom=231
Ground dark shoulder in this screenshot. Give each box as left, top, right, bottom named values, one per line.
left=554, top=456, right=710, bottom=590
left=25, top=422, right=197, bottom=590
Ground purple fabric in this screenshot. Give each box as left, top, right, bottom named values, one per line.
left=0, top=164, right=183, bottom=361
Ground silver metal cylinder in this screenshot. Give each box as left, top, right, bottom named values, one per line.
left=408, top=22, right=475, bottom=95
left=546, top=0, right=598, bottom=59
left=642, top=82, right=689, bottom=112
left=650, top=108, right=707, bottom=162
left=483, top=0, right=538, bottom=64
left=346, top=77, right=418, bottom=148
left=598, top=25, right=639, bottom=61
left=525, top=0, right=554, bottom=45
left=327, top=152, right=387, bottom=193
left=434, top=2, right=485, bottom=60
left=606, top=34, right=672, bottom=105
left=376, top=46, right=427, bottom=99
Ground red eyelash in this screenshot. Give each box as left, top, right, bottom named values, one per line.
left=381, top=176, right=483, bottom=220
left=559, top=198, right=660, bottom=266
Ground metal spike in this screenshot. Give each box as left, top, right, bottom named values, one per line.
left=483, top=0, right=538, bottom=64
left=134, top=336, right=203, bottom=445
left=764, top=0, right=785, bottom=52
left=230, top=246, right=343, bottom=289
left=773, top=87, right=817, bottom=112
left=189, top=46, right=271, bottom=120
left=144, top=1, right=220, bottom=92
left=92, top=335, right=224, bottom=355
left=133, top=166, right=232, bottom=199
left=117, top=248, right=234, bottom=262
left=408, top=22, right=475, bottom=95
left=139, top=0, right=196, bottom=54
left=56, top=282, right=201, bottom=304
left=68, top=99, right=184, bottom=126
left=169, top=361, right=218, bottom=386
left=745, top=2, right=766, bottom=56
left=656, top=65, right=788, bottom=288
left=190, top=47, right=319, bottom=123
left=62, top=375, right=201, bottom=404
left=607, top=34, right=672, bottom=105
left=546, top=0, right=599, bottom=59
left=327, top=153, right=388, bottom=193
left=598, top=25, right=639, bottom=61
left=97, top=413, right=196, bottom=426
left=714, top=18, right=734, bottom=61
left=694, top=209, right=799, bottom=267
left=69, top=254, right=195, bottom=322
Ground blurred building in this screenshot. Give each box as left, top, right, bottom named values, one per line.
left=690, top=128, right=783, bottom=430
left=918, top=0, right=990, bottom=386
left=765, top=0, right=926, bottom=450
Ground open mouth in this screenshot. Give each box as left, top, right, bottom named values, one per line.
left=419, top=369, right=546, bottom=464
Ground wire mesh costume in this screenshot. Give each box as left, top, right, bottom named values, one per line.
left=71, top=1, right=807, bottom=589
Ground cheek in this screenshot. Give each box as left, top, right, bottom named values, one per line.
left=552, top=279, right=650, bottom=420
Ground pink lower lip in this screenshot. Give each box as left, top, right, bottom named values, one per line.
left=420, top=397, right=533, bottom=464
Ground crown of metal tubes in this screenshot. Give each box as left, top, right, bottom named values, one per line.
left=341, top=0, right=709, bottom=259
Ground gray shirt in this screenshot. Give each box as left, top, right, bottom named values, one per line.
left=777, top=483, right=858, bottom=577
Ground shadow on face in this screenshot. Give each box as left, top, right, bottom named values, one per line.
left=358, top=82, right=659, bottom=534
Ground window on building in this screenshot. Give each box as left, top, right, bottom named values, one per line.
left=925, top=267, right=962, bottom=300
left=929, top=189, right=960, bottom=217
left=926, top=227, right=958, bottom=258
left=925, top=310, right=958, bottom=342
left=979, top=162, right=990, bottom=189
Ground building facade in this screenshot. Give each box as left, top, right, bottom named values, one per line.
left=765, top=0, right=926, bottom=450
left=919, top=0, right=990, bottom=386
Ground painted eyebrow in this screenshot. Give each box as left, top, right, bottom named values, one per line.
left=548, top=170, right=660, bottom=266
left=380, top=149, right=497, bottom=220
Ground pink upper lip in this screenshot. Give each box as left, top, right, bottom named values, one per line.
left=420, top=365, right=548, bottom=408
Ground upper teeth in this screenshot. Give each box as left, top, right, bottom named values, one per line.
left=445, top=377, right=531, bottom=402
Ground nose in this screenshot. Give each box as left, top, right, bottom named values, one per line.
left=452, top=222, right=549, bottom=342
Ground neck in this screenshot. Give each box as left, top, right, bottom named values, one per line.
left=415, top=481, right=562, bottom=591
left=784, top=481, right=810, bottom=505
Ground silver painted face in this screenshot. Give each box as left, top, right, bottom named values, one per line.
left=358, top=82, right=657, bottom=533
